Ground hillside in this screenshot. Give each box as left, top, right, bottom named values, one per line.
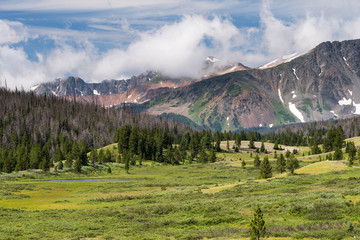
left=142, top=39, right=360, bottom=130
left=0, top=88, right=187, bottom=173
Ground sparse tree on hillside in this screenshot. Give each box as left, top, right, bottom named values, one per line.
left=254, top=154, right=261, bottom=168
left=249, top=206, right=266, bottom=240
left=286, top=153, right=299, bottom=174
left=260, top=156, right=272, bottom=179
left=260, top=141, right=265, bottom=153
left=249, top=139, right=255, bottom=149
left=276, top=153, right=286, bottom=173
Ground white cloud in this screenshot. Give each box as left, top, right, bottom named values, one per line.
left=259, top=0, right=360, bottom=61
left=0, top=20, right=30, bottom=44
left=0, top=0, right=176, bottom=11
left=92, top=15, right=241, bottom=80
left=3, top=1, right=360, bottom=89
left=0, top=46, right=45, bottom=89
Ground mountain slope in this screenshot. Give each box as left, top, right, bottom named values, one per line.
left=142, top=39, right=360, bottom=130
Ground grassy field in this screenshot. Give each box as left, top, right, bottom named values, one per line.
left=1, top=140, right=360, bottom=239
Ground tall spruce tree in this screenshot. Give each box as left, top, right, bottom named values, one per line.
left=254, top=154, right=261, bottom=168
left=249, top=206, right=266, bottom=240
left=260, top=156, right=272, bottom=179
left=276, top=153, right=286, bottom=173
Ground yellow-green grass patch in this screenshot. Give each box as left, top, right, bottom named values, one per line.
left=295, top=160, right=349, bottom=175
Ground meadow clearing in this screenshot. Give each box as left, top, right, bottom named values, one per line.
left=0, top=140, right=360, bottom=240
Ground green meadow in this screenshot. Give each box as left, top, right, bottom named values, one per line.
left=1, top=140, right=360, bottom=240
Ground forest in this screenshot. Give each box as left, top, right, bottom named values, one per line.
left=2, top=87, right=360, bottom=239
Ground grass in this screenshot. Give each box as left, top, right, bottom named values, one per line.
left=1, top=140, right=360, bottom=239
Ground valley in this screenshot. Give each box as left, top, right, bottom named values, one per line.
left=1, top=139, right=360, bottom=239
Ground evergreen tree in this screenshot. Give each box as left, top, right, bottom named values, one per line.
left=198, top=147, right=208, bottom=163
left=241, top=158, right=246, bottom=169
left=166, top=145, right=175, bottom=165
left=254, top=154, right=261, bottom=168
left=276, top=153, right=286, bottom=173
left=209, top=148, right=216, bottom=163
left=124, top=150, right=130, bottom=173
left=98, top=149, right=104, bottom=163
left=215, top=137, right=221, bottom=152
left=248, top=138, right=255, bottom=149
left=311, top=139, right=321, bottom=155
left=333, top=147, right=343, bottom=160
left=74, top=157, right=82, bottom=173
left=260, top=156, right=272, bottom=179
left=249, top=206, right=266, bottom=240
left=54, top=148, right=63, bottom=163
left=58, top=160, right=63, bottom=170
left=89, top=148, right=98, bottom=165
left=286, top=153, right=299, bottom=174
left=260, top=141, right=265, bottom=153
left=226, top=140, right=230, bottom=152
left=235, top=134, right=241, bottom=148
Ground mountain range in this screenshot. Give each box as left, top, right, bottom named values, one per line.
left=32, top=39, right=360, bottom=131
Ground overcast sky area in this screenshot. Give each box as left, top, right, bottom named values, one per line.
left=1, top=0, right=360, bottom=89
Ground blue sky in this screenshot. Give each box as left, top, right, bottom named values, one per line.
left=1, top=0, right=360, bottom=89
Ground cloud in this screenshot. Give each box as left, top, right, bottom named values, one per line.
left=260, top=0, right=360, bottom=58
left=92, top=15, right=241, bottom=79
left=3, top=1, right=360, bottom=90
left=0, top=0, right=176, bottom=11
left=0, top=46, right=45, bottom=89
left=0, top=20, right=30, bottom=44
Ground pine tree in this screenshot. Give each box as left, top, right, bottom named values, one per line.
left=241, top=158, right=246, bottom=169
left=333, top=147, right=343, bottom=160
left=209, top=148, right=216, bottom=163
left=74, top=157, right=82, bottom=173
left=248, top=138, right=255, bottom=149
left=249, top=206, right=266, bottom=240
left=276, top=153, right=286, bottom=173
left=260, top=141, right=265, bottom=153
left=260, top=156, right=272, bottom=179
left=286, top=153, right=299, bottom=174
left=89, top=148, right=98, bottom=165
left=58, top=160, right=63, bottom=170
left=254, top=154, right=261, bottom=168
left=198, top=147, right=208, bottom=163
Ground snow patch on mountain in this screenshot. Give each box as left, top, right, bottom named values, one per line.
left=30, top=85, right=39, bottom=91
left=338, top=97, right=352, bottom=106
left=258, top=52, right=303, bottom=69
left=278, top=88, right=284, bottom=104
left=289, top=102, right=305, bottom=122
left=330, top=110, right=338, bottom=117
left=93, top=90, right=100, bottom=95
left=292, top=68, right=299, bottom=80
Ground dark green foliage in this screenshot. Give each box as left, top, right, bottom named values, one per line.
left=286, top=153, right=299, bottom=174
left=347, top=141, right=356, bottom=166
left=0, top=88, right=189, bottom=173
left=198, top=147, right=208, bottom=163
left=248, top=139, right=255, bottom=149
left=241, top=159, right=246, bottom=169
left=260, top=156, right=272, bottom=179
left=209, top=148, right=216, bottom=163
left=285, top=150, right=291, bottom=158
left=276, top=153, right=286, bottom=173
left=254, top=154, right=260, bottom=168
left=249, top=206, right=266, bottom=240
left=260, top=141, right=265, bottom=153
left=58, top=160, right=63, bottom=170
left=333, top=147, right=343, bottom=160
left=74, top=158, right=82, bottom=173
